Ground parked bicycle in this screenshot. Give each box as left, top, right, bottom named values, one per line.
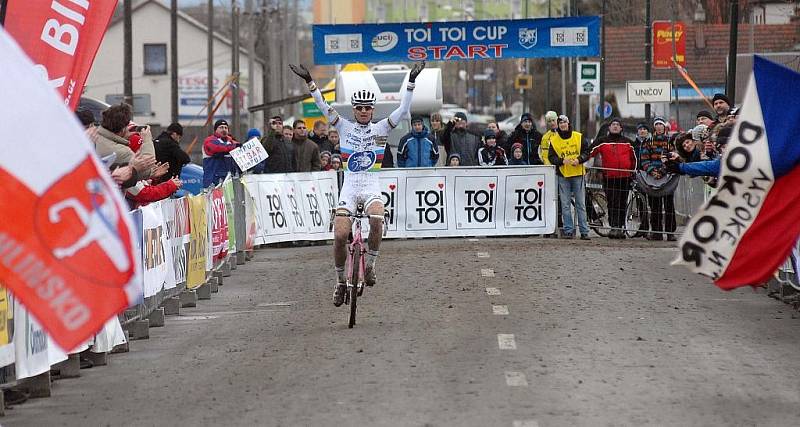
left=329, top=203, right=388, bottom=328
left=624, top=179, right=649, bottom=238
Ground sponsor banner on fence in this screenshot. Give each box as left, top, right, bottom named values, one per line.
left=245, top=172, right=339, bottom=244
left=187, top=195, right=208, bottom=289
left=141, top=202, right=175, bottom=298
left=313, top=17, right=600, bottom=65
left=223, top=179, right=237, bottom=254
left=0, top=286, right=14, bottom=368
left=243, top=182, right=258, bottom=251
left=211, top=188, right=229, bottom=261
left=14, top=301, right=67, bottom=379
left=246, top=167, right=556, bottom=242
left=162, top=198, right=191, bottom=285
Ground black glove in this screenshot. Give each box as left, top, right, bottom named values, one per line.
left=289, top=64, right=313, bottom=83
left=664, top=159, right=682, bottom=175
left=408, top=61, right=426, bottom=83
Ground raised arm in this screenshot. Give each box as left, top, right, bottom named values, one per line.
left=289, top=64, right=340, bottom=125
left=386, top=61, right=426, bottom=129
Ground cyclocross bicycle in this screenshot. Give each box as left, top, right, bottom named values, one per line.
left=624, top=179, right=649, bottom=238
left=330, top=203, right=389, bottom=328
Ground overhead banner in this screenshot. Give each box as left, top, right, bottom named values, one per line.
left=0, top=28, right=141, bottom=351
left=313, top=17, right=600, bottom=64
left=4, top=0, right=118, bottom=110
left=246, top=167, right=556, bottom=242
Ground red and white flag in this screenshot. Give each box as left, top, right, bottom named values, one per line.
left=3, top=0, right=117, bottom=110
left=0, top=27, right=141, bottom=351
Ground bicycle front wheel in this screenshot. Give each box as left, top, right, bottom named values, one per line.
left=348, top=246, right=360, bottom=328
left=590, top=191, right=610, bottom=237
left=624, top=194, right=645, bottom=238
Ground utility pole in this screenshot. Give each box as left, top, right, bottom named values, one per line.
left=232, top=2, right=241, bottom=139
left=124, top=0, right=133, bottom=106
left=545, top=0, right=551, bottom=111
left=260, top=0, right=271, bottom=127
left=726, top=0, right=739, bottom=101
left=644, top=0, right=652, bottom=122
left=670, top=2, right=681, bottom=130
left=292, top=0, right=299, bottom=118
left=523, top=0, right=529, bottom=113
left=245, top=0, right=255, bottom=129
left=207, top=0, right=214, bottom=134
left=598, top=0, right=606, bottom=135
left=170, top=0, right=178, bottom=124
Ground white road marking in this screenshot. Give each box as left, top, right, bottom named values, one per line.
left=171, top=315, right=220, bottom=321
left=468, top=238, right=480, bottom=242
left=481, top=268, right=495, bottom=277
left=512, top=421, right=540, bottom=427
left=493, top=305, right=509, bottom=315
left=505, top=371, right=528, bottom=387
left=477, top=252, right=490, bottom=258
left=498, top=334, right=517, bottom=350
left=256, top=301, right=295, bottom=307
left=486, top=287, right=501, bottom=296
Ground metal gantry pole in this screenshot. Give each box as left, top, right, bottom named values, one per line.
left=245, top=0, right=255, bottom=129
left=124, top=0, right=133, bottom=105
left=670, top=2, right=681, bottom=130
left=644, top=0, right=652, bottom=122
left=170, top=0, right=179, bottom=124
left=207, top=0, right=215, bottom=134
left=232, top=2, right=241, bottom=139
left=598, top=0, right=605, bottom=134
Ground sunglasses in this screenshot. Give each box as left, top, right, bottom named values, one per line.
left=354, top=106, right=374, bottom=112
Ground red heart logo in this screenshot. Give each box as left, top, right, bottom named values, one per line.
left=488, top=183, right=496, bottom=189
left=438, top=183, right=444, bottom=189
left=389, top=184, right=396, bottom=190
left=537, top=181, right=544, bottom=187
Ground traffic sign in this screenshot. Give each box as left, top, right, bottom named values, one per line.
left=595, top=101, right=612, bottom=119
left=515, top=74, right=533, bottom=90
left=577, top=61, right=599, bottom=94
left=626, top=80, right=672, bottom=103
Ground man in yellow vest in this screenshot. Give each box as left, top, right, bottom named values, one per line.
left=547, top=115, right=591, bottom=240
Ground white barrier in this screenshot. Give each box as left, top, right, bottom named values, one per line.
left=245, top=166, right=558, bottom=242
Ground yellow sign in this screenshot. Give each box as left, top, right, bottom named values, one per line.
left=0, top=286, right=10, bottom=346
left=187, top=195, right=208, bottom=289
left=515, top=74, right=533, bottom=90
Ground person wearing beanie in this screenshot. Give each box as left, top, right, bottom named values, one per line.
left=548, top=114, right=591, bottom=240
left=320, top=150, right=332, bottom=171
left=477, top=128, right=508, bottom=166
left=539, top=111, right=559, bottom=167
left=330, top=153, right=343, bottom=171
left=508, top=142, right=528, bottom=165
left=243, top=127, right=267, bottom=173
left=486, top=121, right=508, bottom=149
left=696, top=110, right=715, bottom=127
left=441, top=111, right=481, bottom=166
left=589, top=118, right=636, bottom=239
left=639, top=116, right=677, bottom=241
left=508, top=112, right=543, bottom=165
left=712, top=93, right=731, bottom=119
left=397, top=116, right=439, bottom=168
left=447, top=152, right=462, bottom=166
left=203, top=118, right=240, bottom=187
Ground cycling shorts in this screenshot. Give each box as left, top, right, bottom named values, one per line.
left=337, top=178, right=383, bottom=214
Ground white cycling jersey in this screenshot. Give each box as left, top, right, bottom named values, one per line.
left=309, top=80, right=415, bottom=212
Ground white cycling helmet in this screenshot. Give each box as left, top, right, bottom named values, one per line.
left=351, top=90, right=376, bottom=107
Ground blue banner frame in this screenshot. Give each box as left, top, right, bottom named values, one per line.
left=313, top=17, right=600, bottom=65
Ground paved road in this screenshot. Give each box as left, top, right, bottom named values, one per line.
left=6, top=237, right=800, bottom=426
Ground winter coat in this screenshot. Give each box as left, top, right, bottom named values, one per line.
left=632, top=136, right=650, bottom=170
left=310, top=132, right=335, bottom=154
left=154, top=131, right=191, bottom=179
left=397, top=127, right=439, bottom=168
left=292, top=136, right=321, bottom=172
left=263, top=131, right=294, bottom=174
left=679, top=158, right=720, bottom=177
left=382, top=144, right=395, bottom=168
left=508, top=157, right=529, bottom=166
left=640, top=132, right=673, bottom=177
left=507, top=124, right=543, bottom=165
left=95, top=126, right=135, bottom=167
left=477, top=145, right=509, bottom=166
left=442, top=122, right=481, bottom=166
left=202, top=132, right=239, bottom=188
left=589, top=133, right=636, bottom=178
left=125, top=179, right=179, bottom=208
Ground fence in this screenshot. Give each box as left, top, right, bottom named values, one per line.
left=0, top=176, right=258, bottom=412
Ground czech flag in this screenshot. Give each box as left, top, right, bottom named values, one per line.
left=674, top=56, right=800, bottom=290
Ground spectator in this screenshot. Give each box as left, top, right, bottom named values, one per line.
left=154, top=122, right=191, bottom=180
left=309, top=120, right=334, bottom=153
left=76, top=108, right=95, bottom=129
left=547, top=114, right=591, bottom=240
left=640, top=116, right=677, bottom=241
left=441, top=112, right=481, bottom=166
left=291, top=120, right=321, bottom=172
left=669, top=115, right=682, bottom=133
left=674, top=131, right=700, bottom=163
left=508, top=113, right=543, bottom=165
left=508, top=142, right=528, bottom=165
left=447, top=153, right=462, bottom=166
left=696, top=110, right=715, bottom=127
left=477, top=129, right=508, bottom=166
left=203, top=119, right=240, bottom=188
left=429, top=112, right=445, bottom=150
left=95, top=103, right=140, bottom=169
left=321, top=150, right=332, bottom=171
left=711, top=93, right=732, bottom=122
left=263, top=121, right=295, bottom=173
left=486, top=121, right=508, bottom=149
left=590, top=118, right=636, bottom=239
left=382, top=142, right=395, bottom=168
left=328, top=128, right=341, bottom=154
left=397, top=116, right=439, bottom=168
left=330, top=153, right=343, bottom=171
left=539, top=111, right=558, bottom=166
left=244, top=127, right=267, bottom=173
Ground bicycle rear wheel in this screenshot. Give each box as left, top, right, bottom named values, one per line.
left=348, top=246, right=360, bottom=328
left=590, top=191, right=610, bottom=237
left=624, top=194, right=645, bottom=238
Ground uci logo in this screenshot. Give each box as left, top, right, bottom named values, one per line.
left=371, top=31, right=398, bottom=52
left=347, top=151, right=376, bottom=172
left=519, top=28, right=538, bottom=49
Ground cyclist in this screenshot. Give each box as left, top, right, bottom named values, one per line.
left=289, top=61, right=426, bottom=306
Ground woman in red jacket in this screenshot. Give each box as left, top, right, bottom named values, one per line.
left=590, top=118, right=636, bottom=239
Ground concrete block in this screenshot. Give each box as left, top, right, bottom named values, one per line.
left=83, top=350, right=108, bottom=366
left=0, top=388, right=4, bottom=415
left=110, top=341, right=129, bottom=354
left=209, top=277, right=219, bottom=293
left=180, top=290, right=198, bottom=308
left=213, top=270, right=224, bottom=286
left=161, top=296, right=181, bottom=315
left=51, top=353, right=81, bottom=379
left=196, top=282, right=212, bottom=300
left=19, top=371, right=51, bottom=398
left=245, top=251, right=254, bottom=261
left=236, top=251, right=247, bottom=265
left=124, top=319, right=150, bottom=340
left=222, top=262, right=232, bottom=277
left=781, top=283, right=798, bottom=301
left=147, top=307, right=166, bottom=327
left=229, top=258, right=237, bottom=271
